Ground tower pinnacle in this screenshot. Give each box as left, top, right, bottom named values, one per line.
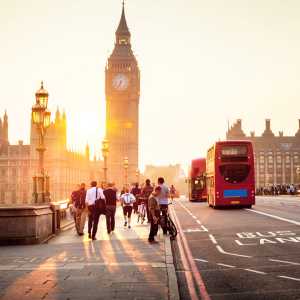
left=116, top=1, right=130, bottom=44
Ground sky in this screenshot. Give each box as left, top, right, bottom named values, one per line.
left=1, top=0, right=300, bottom=172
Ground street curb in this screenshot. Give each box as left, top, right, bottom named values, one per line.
left=165, top=236, right=180, bottom=300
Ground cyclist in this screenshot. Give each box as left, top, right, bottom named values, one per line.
left=157, top=177, right=170, bottom=235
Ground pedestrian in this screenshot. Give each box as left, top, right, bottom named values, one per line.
left=104, top=182, right=118, bottom=234
left=120, top=188, right=136, bottom=229
left=170, top=184, right=176, bottom=201
left=131, top=182, right=141, bottom=214
left=72, top=183, right=87, bottom=236
left=157, top=177, right=170, bottom=235
left=148, top=186, right=161, bottom=244
left=141, top=179, right=154, bottom=223
left=85, top=181, right=106, bottom=240
left=70, top=184, right=80, bottom=223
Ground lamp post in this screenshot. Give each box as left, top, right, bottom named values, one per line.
left=101, top=139, right=109, bottom=184
left=123, top=156, right=129, bottom=187
left=31, top=81, right=51, bottom=203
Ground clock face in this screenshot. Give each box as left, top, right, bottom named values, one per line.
left=112, top=74, right=129, bottom=91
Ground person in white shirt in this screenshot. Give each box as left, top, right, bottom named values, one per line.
left=120, top=188, right=136, bottom=229
left=85, top=181, right=106, bottom=240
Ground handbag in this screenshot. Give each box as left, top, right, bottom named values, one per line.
left=95, top=187, right=106, bottom=213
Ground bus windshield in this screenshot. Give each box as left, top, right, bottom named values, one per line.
left=192, top=177, right=205, bottom=190
left=219, top=164, right=250, bottom=184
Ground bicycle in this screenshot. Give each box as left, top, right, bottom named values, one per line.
left=137, top=198, right=147, bottom=224
left=160, top=203, right=177, bottom=240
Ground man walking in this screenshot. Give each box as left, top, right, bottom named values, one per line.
left=157, top=177, right=170, bottom=235
left=141, top=179, right=153, bottom=223
left=85, top=181, right=106, bottom=240
left=131, top=182, right=141, bottom=214
left=148, top=186, right=161, bottom=243
left=72, top=183, right=86, bottom=236
left=104, top=182, right=118, bottom=234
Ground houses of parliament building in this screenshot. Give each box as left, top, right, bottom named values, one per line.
left=227, top=119, right=300, bottom=188
left=0, top=101, right=102, bottom=205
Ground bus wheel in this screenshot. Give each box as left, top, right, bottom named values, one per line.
left=245, top=205, right=252, bottom=209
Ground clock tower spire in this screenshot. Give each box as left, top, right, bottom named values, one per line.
left=105, top=3, right=140, bottom=188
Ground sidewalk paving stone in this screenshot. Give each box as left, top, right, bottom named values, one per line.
left=0, top=206, right=179, bottom=300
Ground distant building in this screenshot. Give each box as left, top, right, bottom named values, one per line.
left=0, top=87, right=102, bottom=205
left=226, top=119, right=300, bottom=187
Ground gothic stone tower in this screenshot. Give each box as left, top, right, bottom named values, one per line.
left=105, top=4, right=140, bottom=187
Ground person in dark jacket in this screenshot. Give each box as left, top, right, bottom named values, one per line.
left=141, top=179, right=154, bottom=223
left=104, top=182, right=118, bottom=234
left=148, top=186, right=161, bottom=243
left=71, top=183, right=86, bottom=236
left=131, top=183, right=141, bottom=214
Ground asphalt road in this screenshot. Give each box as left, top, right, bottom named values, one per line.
left=172, top=196, right=300, bottom=300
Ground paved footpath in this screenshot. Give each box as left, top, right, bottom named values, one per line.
left=0, top=207, right=179, bottom=300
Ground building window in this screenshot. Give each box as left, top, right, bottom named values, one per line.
left=286, top=156, right=290, bottom=163
left=260, top=156, right=264, bottom=163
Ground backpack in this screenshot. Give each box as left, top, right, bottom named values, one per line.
left=123, top=194, right=132, bottom=205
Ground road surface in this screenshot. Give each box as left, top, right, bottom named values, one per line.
left=172, top=195, right=300, bottom=300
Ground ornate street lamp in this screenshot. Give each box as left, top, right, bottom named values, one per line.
left=101, top=139, right=109, bottom=184
left=123, top=156, right=129, bottom=186
left=31, top=81, right=51, bottom=203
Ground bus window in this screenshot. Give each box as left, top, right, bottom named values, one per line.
left=219, top=164, right=250, bottom=184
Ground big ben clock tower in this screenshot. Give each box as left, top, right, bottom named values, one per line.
left=105, top=3, right=140, bottom=187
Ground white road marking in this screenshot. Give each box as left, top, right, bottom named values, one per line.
left=244, top=268, right=266, bottom=275
left=216, top=245, right=252, bottom=258
left=194, top=258, right=209, bottom=263
left=269, top=259, right=300, bottom=266
left=201, top=225, right=208, bottom=232
left=209, top=234, right=218, bottom=244
left=192, top=216, right=197, bottom=219
left=278, top=275, right=300, bottom=282
left=196, top=220, right=202, bottom=225
left=217, top=263, right=236, bottom=268
left=245, top=209, right=300, bottom=226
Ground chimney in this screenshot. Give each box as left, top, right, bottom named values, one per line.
left=250, top=131, right=255, bottom=137
left=18, top=140, right=23, bottom=146
left=279, top=131, right=283, bottom=137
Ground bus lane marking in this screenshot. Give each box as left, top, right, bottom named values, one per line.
left=209, top=234, right=218, bottom=245
left=269, top=259, right=300, bottom=266
left=245, top=209, right=300, bottom=226
left=216, top=245, right=252, bottom=258
left=244, top=269, right=266, bottom=275
left=235, top=230, right=300, bottom=246
left=217, top=263, right=236, bottom=268
left=278, top=275, right=300, bottom=282
left=194, top=258, right=209, bottom=263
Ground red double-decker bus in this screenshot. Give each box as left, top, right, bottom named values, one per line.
left=188, top=158, right=207, bottom=202
left=206, top=141, right=255, bottom=208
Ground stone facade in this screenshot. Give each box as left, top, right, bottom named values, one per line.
left=227, top=119, right=300, bottom=187
left=105, top=4, right=140, bottom=188
left=0, top=109, right=102, bottom=206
